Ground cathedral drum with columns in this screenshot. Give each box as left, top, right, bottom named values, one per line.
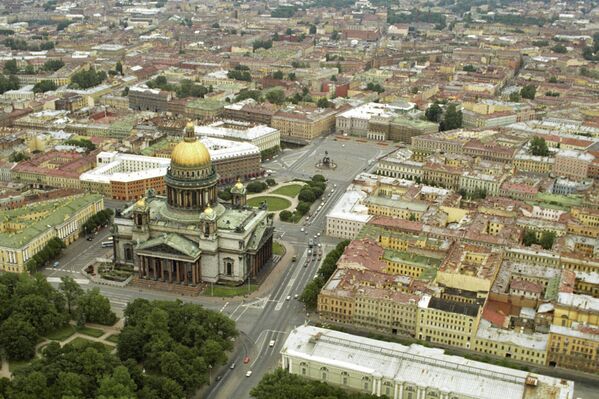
left=112, top=122, right=274, bottom=291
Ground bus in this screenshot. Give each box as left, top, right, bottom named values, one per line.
left=101, top=241, right=113, bottom=248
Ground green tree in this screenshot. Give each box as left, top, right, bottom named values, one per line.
left=42, top=59, right=64, bottom=72
left=77, top=288, right=117, bottom=325
left=246, top=181, right=267, bottom=193
left=3, top=59, right=17, bottom=75
left=287, top=72, right=296, bottom=80
left=540, top=231, right=556, bottom=250
left=330, top=30, right=340, bottom=40
left=272, top=70, right=284, bottom=79
left=0, top=316, right=37, bottom=360
left=59, top=276, right=83, bottom=316
left=8, top=151, right=28, bottom=162
left=440, top=103, right=462, bottom=131
left=265, top=88, right=286, bottom=105
left=317, top=97, right=332, bottom=108
left=69, top=68, right=107, bottom=89
left=520, top=84, right=536, bottom=100
left=309, top=25, right=316, bottom=34
left=523, top=230, right=537, bottom=247
left=425, top=102, right=442, bottom=122
left=298, top=188, right=316, bottom=203
left=529, top=136, right=549, bottom=156
left=551, top=44, right=567, bottom=53
left=279, top=210, right=292, bottom=222
left=33, top=79, right=57, bottom=93
left=97, top=365, right=137, bottom=398
left=295, top=202, right=311, bottom=215
left=312, top=174, right=326, bottom=183
left=509, top=91, right=521, bottom=102
left=463, top=64, right=476, bottom=72
left=115, top=61, right=123, bottom=75
left=235, top=88, right=262, bottom=102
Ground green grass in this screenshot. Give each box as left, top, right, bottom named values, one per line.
left=247, top=196, right=291, bottom=211
left=77, top=326, right=105, bottom=338
left=106, top=334, right=120, bottom=344
left=9, top=359, right=30, bottom=374
left=202, top=283, right=258, bottom=297
left=271, top=184, right=304, bottom=198
left=273, top=241, right=286, bottom=256
left=67, top=337, right=114, bottom=351
left=45, top=324, right=76, bottom=341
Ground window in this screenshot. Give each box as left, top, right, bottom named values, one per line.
left=320, top=367, right=328, bottom=381
left=341, top=371, right=349, bottom=385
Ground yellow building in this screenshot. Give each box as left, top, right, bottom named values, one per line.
left=365, top=196, right=428, bottom=220
left=436, top=244, right=503, bottom=293
left=553, top=293, right=599, bottom=328
left=474, top=322, right=548, bottom=365
left=382, top=249, right=442, bottom=280
left=416, top=294, right=482, bottom=349
left=0, top=194, right=104, bottom=273
left=272, top=107, right=338, bottom=144
left=568, top=207, right=599, bottom=238
left=548, top=324, right=599, bottom=373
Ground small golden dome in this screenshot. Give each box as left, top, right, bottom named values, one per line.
left=204, top=204, right=214, bottom=217
left=185, top=121, right=194, bottom=130
left=136, top=197, right=146, bottom=207
left=171, top=139, right=211, bottom=167
left=234, top=178, right=244, bottom=190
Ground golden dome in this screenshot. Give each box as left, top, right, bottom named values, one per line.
left=234, top=178, right=244, bottom=190
left=171, top=139, right=211, bottom=167
left=204, top=204, right=214, bottom=217
left=136, top=197, right=146, bottom=207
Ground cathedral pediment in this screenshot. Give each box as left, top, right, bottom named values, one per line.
left=136, top=233, right=201, bottom=260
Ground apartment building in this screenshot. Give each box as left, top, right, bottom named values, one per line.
left=272, top=106, right=339, bottom=144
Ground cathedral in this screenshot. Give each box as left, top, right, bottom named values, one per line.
left=112, top=122, right=273, bottom=291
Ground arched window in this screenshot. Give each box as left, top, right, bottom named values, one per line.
left=362, top=376, right=371, bottom=391
left=341, top=371, right=349, bottom=385
left=300, top=362, right=307, bottom=376
left=383, top=382, right=392, bottom=396
left=320, top=367, right=328, bottom=381
left=224, top=258, right=234, bottom=276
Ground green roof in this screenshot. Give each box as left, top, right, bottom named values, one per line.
left=0, top=194, right=102, bottom=249
left=383, top=249, right=442, bottom=268
left=136, top=233, right=200, bottom=259
left=186, top=98, right=225, bottom=111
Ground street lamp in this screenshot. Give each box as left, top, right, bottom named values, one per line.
left=208, top=364, right=212, bottom=384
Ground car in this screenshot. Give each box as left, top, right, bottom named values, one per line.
left=304, top=230, right=308, bottom=235
left=308, top=249, right=312, bottom=255
left=317, top=243, right=321, bottom=247
left=294, top=294, right=299, bottom=299
left=286, top=295, right=291, bottom=301
left=230, top=362, right=236, bottom=369
left=269, top=340, right=275, bottom=347
left=317, top=233, right=321, bottom=237
left=246, top=371, right=252, bottom=377
left=342, top=144, right=345, bottom=147
left=243, top=356, right=250, bottom=364
left=300, top=227, right=305, bottom=232
left=53, top=261, right=60, bottom=268
left=334, top=184, right=337, bottom=187
left=216, top=375, right=222, bottom=381
left=314, top=274, right=319, bottom=279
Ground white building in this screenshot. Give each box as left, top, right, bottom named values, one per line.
left=325, top=190, right=372, bottom=239
left=281, top=325, right=574, bottom=399
left=195, top=120, right=280, bottom=152
left=336, top=103, right=410, bottom=137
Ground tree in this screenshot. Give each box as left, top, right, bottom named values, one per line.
left=463, top=64, right=476, bottom=72
left=296, top=202, right=311, bottom=215
left=272, top=70, right=284, bottom=79
left=115, top=61, right=123, bottom=75
left=523, top=230, right=537, bottom=247
left=330, top=30, right=340, bottom=41
left=33, top=79, right=57, bottom=93
left=235, top=88, right=262, bottom=102
left=265, top=88, right=286, bottom=105
left=309, top=25, right=316, bottom=34
left=317, top=97, right=332, bottom=108
left=97, top=366, right=137, bottom=398
left=298, top=188, right=316, bottom=203
left=252, top=39, right=272, bottom=51
left=540, top=231, right=556, bottom=250
left=3, top=59, right=17, bottom=75
left=509, top=91, right=521, bottom=102
left=425, top=102, right=442, bottom=122
left=520, top=84, right=536, bottom=100
left=551, top=44, right=567, bottom=54
left=287, top=72, right=296, bottom=80
left=59, top=276, right=83, bottom=316
left=529, top=136, right=549, bottom=156
left=266, top=178, right=276, bottom=187
left=365, top=82, right=384, bottom=93
left=246, top=181, right=267, bottom=193
left=312, top=174, right=326, bottom=183
left=24, top=64, right=35, bottom=74
left=8, top=151, right=28, bottom=162
left=0, top=316, right=37, bottom=360
left=70, top=68, right=107, bottom=89
left=279, top=210, right=292, bottom=222
left=42, top=59, right=64, bottom=72
left=211, top=22, right=220, bottom=29
left=548, top=76, right=558, bottom=83
left=77, top=288, right=117, bottom=325
left=440, top=103, right=462, bottom=131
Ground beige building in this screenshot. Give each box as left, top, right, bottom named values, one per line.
left=553, top=150, right=594, bottom=181
left=272, top=106, right=338, bottom=144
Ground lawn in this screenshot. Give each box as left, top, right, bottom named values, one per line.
left=271, top=184, right=304, bottom=198
left=45, top=324, right=76, bottom=341
left=106, top=334, right=120, bottom=344
left=202, top=283, right=258, bottom=297
left=67, top=337, right=114, bottom=351
left=77, top=326, right=105, bottom=338
left=247, top=196, right=291, bottom=211
left=273, top=241, right=286, bottom=256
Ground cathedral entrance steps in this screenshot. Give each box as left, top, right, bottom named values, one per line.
left=130, top=276, right=205, bottom=296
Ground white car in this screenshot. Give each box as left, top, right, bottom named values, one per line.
left=300, top=227, right=305, bottom=232
left=286, top=295, right=291, bottom=301
left=246, top=371, right=252, bottom=377
left=269, top=340, right=275, bottom=347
